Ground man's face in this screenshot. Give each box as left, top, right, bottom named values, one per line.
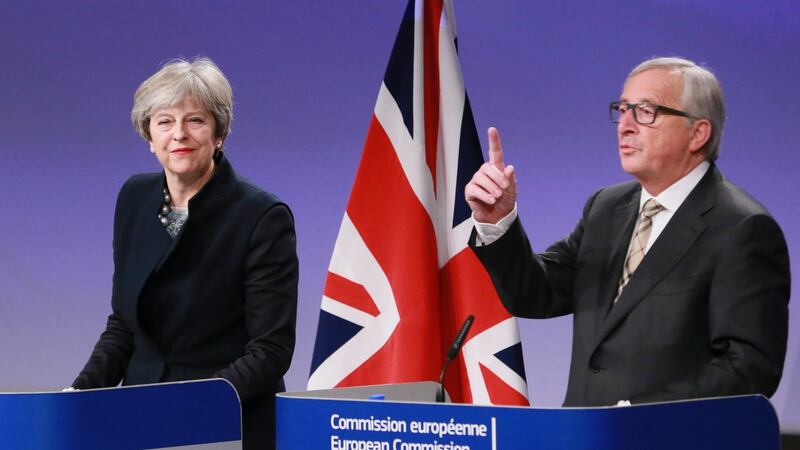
left=617, top=69, right=699, bottom=192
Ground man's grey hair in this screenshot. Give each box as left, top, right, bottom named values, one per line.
left=629, top=57, right=725, bottom=161
left=131, top=57, right=233, bottom=147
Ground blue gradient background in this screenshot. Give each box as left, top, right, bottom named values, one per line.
left=2, top=0, right=798, bottom=431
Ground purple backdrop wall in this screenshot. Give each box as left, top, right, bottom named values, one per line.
left=2, top=0, right=798, bottom=432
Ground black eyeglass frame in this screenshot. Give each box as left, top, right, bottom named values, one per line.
left=609, top=101, right=694, bottom=125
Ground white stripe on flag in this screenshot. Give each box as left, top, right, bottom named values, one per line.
left=374, top=83, right=437, bottom=221
left=463, top=317, right=529, bottom=404
left=436, top=5, right=472, bottom=262
left=320, top=295, right=375, bottom=328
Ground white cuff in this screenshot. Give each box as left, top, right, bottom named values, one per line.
left=472, top=204, right=518, bottom=246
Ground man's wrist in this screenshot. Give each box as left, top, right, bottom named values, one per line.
left=473, top=204, right=518, bottom=246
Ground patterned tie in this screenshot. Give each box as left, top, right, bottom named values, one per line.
left=615, top=198, right=663, bottom=303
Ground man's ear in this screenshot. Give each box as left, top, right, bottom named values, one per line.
left=688, top=119, right=712, bottom=154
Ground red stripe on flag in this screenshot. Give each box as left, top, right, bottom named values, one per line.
left=440, top=248, right=513, bottom=338
left=324, top=271, right=380, bottom=318
left=423, top=0, right=443, bottom=190
left=480, top=363, right=529, bottom=406
left=336, top=115, right=443, bottom=385
left=439, top=247, right=516, bottom=403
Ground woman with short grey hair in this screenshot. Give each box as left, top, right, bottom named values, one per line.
left=72, top=57, right=298, bottom=450
left=131, top=58, right=233, bottom=144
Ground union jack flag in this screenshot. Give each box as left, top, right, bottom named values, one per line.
left=308, top=0, right=529, bottom=405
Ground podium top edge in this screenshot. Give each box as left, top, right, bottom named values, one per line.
left=0, top=378, right=238, bottom=396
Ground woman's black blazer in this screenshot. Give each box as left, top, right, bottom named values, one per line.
left=73, top=154, right=298, bottom=449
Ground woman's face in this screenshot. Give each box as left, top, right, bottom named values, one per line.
left=149, top=97, right=219, bottom=182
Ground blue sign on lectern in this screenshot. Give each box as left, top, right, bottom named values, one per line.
left=0, top=379, right=241, bottom=449
left=276, top=382, right=780, bottom=450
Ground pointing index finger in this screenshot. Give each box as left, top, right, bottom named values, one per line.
left=487, top=127, right=505, bottom=169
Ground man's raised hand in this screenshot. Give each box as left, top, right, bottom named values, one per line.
left=464, top=127, right=517, bottom=224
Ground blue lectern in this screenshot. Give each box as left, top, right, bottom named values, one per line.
left=276, top=382, right=779, bottom=449
left=0, top=379, right=242, bottom=449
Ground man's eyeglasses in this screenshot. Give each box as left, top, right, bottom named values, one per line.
left=609, top=101, right=693, bottom=125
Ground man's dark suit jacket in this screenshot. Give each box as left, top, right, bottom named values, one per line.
left=472, top=165, right=790, bottom=406
left=73, top=154, right=298, bottom=450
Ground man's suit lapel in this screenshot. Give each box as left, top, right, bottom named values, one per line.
left=592, top=166, right=720, bottom=352
left=594, top=195, right=639, bottom=334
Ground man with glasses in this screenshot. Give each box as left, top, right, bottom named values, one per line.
left=465, top=57, right=789, bottom=406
